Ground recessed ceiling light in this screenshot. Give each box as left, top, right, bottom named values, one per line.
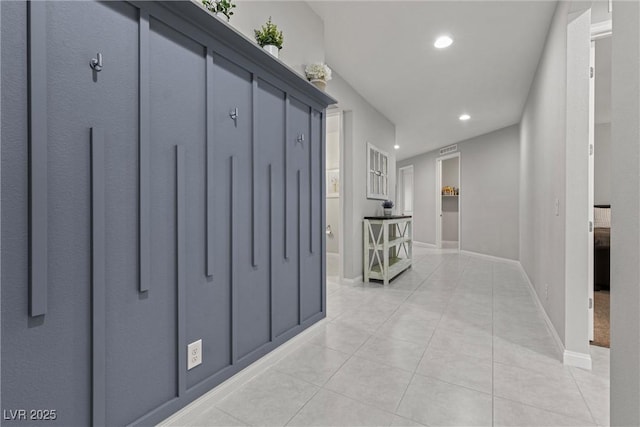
left=459, top=114, right=471, bottom=121
left=434, top=35, right=453, bottom=49
left=394, top=144, right=400, bottom=150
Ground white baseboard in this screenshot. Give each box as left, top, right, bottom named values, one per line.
left=564, top=350, right=593, bottom=370
left=413, top=241, right=436, bottom=248
left=460, top=250, right=520, bottom=266
left=161, top=319, right=328, bottom=423
left=326, top=252, right=339, bottom=260
left=518, top=264, right=566, bottom=360
left=341, top=275, right=363, bottom=285
left=518, top=264, right=591, bottom=369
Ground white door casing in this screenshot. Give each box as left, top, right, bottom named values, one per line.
left=398, top=165, right=414, bottom=216
left=435, top=152, right=460, bottom=249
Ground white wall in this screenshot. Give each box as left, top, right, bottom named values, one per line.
left=610, top=1, right=640, bottom=424
left=442, top=157, right=459, bottom=188
left=232, top=1, right=325, bottom=76
left=519, top=1, right=569, bottom=344
left=229, top=1, right=397, bottom=280
left=520, top=2, right=593, bottom=362
left=327, top=74, right=396, bottom=279
left=594, top=123, right=611, bottom=205
left=398, top=125, right=520, bottom=260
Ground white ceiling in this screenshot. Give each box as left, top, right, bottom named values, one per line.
left=308, top=1, right=558, bottom=160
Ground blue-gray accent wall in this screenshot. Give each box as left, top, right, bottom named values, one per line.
left=0, top=1, right=335, bottom=426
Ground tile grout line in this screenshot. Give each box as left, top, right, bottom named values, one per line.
left=493, top=394, right=599, bottom=425
left=215, top=407, right=254, bottom=426
left=165, top=252, right=604, bottom=426
left=491, top=263, right=600, bottom=426
left=572, top=372, right=600, bottom=425
left=283, top=302, right=390, bottom=427
left=492, top=261, right=495, bottom=427
left=392, top=255, right=466, bottom=415
left=321, top=251, right=449, bottom=424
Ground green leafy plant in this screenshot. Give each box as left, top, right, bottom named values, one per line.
left=202, top=0, right=236, bottom=20
left=254, top=17, right=284, bottom=49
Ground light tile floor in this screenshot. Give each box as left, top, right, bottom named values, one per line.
left=161, top=248, right=610, bottom=426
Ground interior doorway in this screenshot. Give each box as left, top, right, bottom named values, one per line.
left=435, top=153, right=460, bottom=250
left=398, top=166, right=414, bottom=216
left=588, top=20, right=612, bottom=347
left=325, top=111, right=343, bottom=282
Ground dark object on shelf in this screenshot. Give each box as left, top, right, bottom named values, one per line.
left=594, top=205, right=610, bottom=290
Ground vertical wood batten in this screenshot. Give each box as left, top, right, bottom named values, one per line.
left=284, top=94, right=290, bottom=260
left=206, top=49, right=215, bottom=277
left=91, top=128, right=106, bottom=427
left=297, top=170, right=302, bottom=325
left=320, top=112, right=327, bottom=314
left=268, top=164, right=274, bottom=341
left=176, top=145, right=187, bottom=397
left=251, top=75, right=259, bottom=267
left=230, top=155, right=237, bottom=364
left=308, top=108, right=314, bottom=254
left=139, top=9, right=151, bottom=293
left=28, top=0, right=48, bottom=317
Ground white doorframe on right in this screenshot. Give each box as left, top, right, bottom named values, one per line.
left=587, top=20, right=612, bottom=342
left=588, top=38, right=596, bottom=342
left=435, top=152, right=461, bottom=250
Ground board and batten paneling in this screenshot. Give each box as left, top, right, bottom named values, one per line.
left=0, top=1, right=335, bottom=426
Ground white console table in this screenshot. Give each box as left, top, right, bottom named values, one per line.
left=363, top=216, right=413, bottom=285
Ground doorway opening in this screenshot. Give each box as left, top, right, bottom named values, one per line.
left=588, top=19, right=612, bottom=348
left=325, top=111, right=343, bottom=282
left=398, top=165, right=414, bottom=216
left=435, top=153, right=460, bottom=250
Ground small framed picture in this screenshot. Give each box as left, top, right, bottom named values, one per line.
left=326, top=169, right=339, bottom=198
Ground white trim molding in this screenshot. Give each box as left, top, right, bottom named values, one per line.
left=413, top=241, right=436, bottom=248
left=591, top=20, right=612, bottom=40
left=519, top=265, right=565, bottom=359
left=564, top=350, right=593, bottom=370
left=160, top=318, right=327, bottom=422
left=341, top=275, right=363, bottom=285
left=518, top=264, right=592, bottom=370
left=459, top=250, right=520, bottom=266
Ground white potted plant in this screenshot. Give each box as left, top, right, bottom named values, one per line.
left=305, top=63, right=332, bottom=91
left=254, top=17, right=284, bottom=58
left=202, top=0, right=236, bottom=22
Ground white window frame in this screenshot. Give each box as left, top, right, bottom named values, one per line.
left=367, top=142, right=389, bottom=200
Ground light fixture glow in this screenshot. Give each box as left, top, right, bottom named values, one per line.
left=394, top=144, right=400, bottom=150
left=434, top=35, right=453, bottom=49
left=459, top=114, right=471, bottom=121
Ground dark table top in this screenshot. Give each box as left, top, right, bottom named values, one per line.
left=364, top=215, right=412, bottom=220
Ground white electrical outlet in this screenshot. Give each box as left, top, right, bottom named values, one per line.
left=554, top=199, right=560, bottom=216
left=187, top=339, right=202, bottom=370
left=545, top=284, right=549, bottom=300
